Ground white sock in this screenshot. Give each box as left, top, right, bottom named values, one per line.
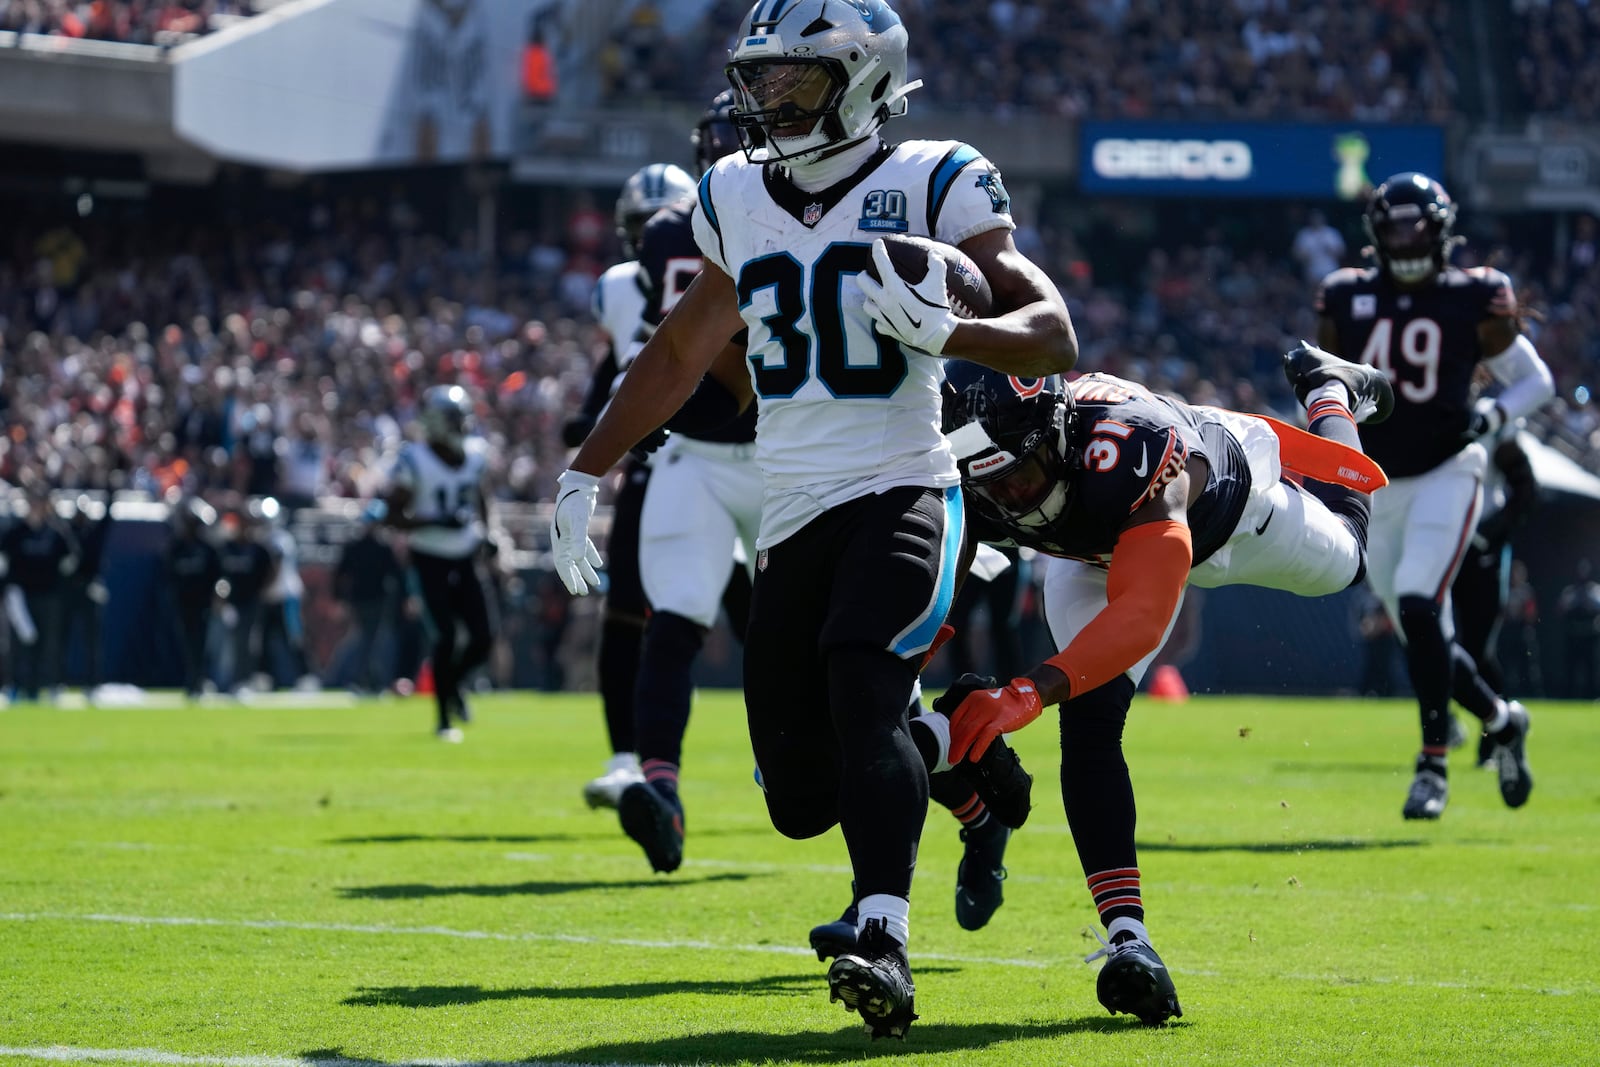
left=857, top=893, right=910, bottom=947
left=1484, top=701, right=1509, bottom=734
left=911, top=712, right=953, bottom=773
left=1306, top=381, right=1352, bottom=410
left=1107, top=916, right=1150, bottom=945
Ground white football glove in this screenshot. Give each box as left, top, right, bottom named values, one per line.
left=550, top=469, right=604, bottom=596
left=857, top=239, right=960, bottom=356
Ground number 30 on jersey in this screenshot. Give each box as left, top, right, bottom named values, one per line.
left=736, top=243, right=908, bottom=399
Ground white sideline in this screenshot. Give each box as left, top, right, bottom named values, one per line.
left=0, top=1047, right=660, bottom=1067
left=1, top=912, right=1587, bottom=996
left=0, top=912, right=1050, bottom=970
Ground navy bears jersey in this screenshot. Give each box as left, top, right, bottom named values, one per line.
left=1317, top=265, right=1518, bottom=477
left=969, top=373, right=1250, bottom=566
left=638, top=200, right=758, bottom=446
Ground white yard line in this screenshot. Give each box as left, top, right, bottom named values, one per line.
left=0, top=1047, right=660, bottom=1067
left=0, top=912, right=1049, bottom=969
left=1, top=911, right=1589, bottom=995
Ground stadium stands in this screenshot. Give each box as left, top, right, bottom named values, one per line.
left=0, top=0, right=258, bottom=44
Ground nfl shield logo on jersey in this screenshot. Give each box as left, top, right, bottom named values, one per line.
left=803, top=202, right=823, bottom=227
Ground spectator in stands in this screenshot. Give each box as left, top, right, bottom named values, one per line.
left=165, top=496, right=221, bottom=699
left=1557, top=558, right=1600, bottom=698
left=1292, top=209, right=1347, bottom=287
left=1502, top=558, right=1543, bottom=697
left=215, top=508, right=272, bottom=693
left=60, top=494, right=111, bottom=692
left=258, top=499, right=310, bottom=689
left=333, top=511, right=404, bottom=694
left=0, top=486, right=79, bottom=702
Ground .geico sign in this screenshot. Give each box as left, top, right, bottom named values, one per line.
left=1091, top=138, right=1254, bottom=181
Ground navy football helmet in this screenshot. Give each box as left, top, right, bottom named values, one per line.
left=724, top=0, right=921, bottom=165
left=942, top=362, right=1079, bottom=530
left=1364, top=171, right=1458, bottom=285
left=693, top=90, right=741, bottom=176
left=615, top=162, right=696, bottom=257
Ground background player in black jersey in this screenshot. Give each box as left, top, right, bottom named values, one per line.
left=1453, top=429, right=1540, bottom=767
left=572, top=160, right=697, bottom=803
left=610, top=94, right=765, bottom=873
left=932, top=346, right=1393, bottom=1026
left=1315, top=172, right=1554, bottom=819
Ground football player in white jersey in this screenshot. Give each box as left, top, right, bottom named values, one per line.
left=548, top=0, right=1075, bottom=1038
left=571, top=162, right=698, bottom=806
left=383, top=385, right=496, bottom=742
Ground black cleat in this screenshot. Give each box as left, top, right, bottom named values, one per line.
left=1283, top=342, right=1394, bottom=424
left=810, top=896, right=859, bottom=961
left=827, top=918, right=918, bottom=1040
left=1476, top=727, right=1495, bottom=770
left=1089, top=934, right=1183, bottom=1026
left=1491, top=702, right=1533, bottom=808
left=618, top=780, right=684, bottom=873
left=954, top=819, right=1010, bottom=931
left=1401, top=764, right=1449, bottom=820
left=956, top=734, right=1033, bottom=829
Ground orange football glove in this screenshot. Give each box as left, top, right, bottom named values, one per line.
left=920, top=623, right=957, bottom=671
left=948, top=677, right=1044, bottom=762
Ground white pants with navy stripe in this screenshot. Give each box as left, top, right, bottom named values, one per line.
left=1364, top=443, right=1486, bottom=642
left=1043, top=410, right=1365, bottom=686
left=639, top=435, right=764, bottom=629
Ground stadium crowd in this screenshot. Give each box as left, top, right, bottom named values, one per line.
left=0, top=0, right=255, bottom=42
left=1515, top=0, right=1600, bottom=122
left=630, top=0, right=1457, bottom=120
left=3, top=195, right=1598, bottom=511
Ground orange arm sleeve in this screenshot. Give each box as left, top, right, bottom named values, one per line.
left=1043, top=520, right=1192, bottom=698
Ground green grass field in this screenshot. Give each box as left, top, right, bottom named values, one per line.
left=1, top=691, right=1596, bottom=1067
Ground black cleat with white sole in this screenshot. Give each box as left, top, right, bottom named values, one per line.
left=954, top=819, right=1010, bottom=931
left=1283, top=342, right=1395, bottom=424
left=1090, top=934, right=1183, bottom=1026
left=618, top=780, right=684, bottom=873
left=1491, top=701, right=1533, bottom=808
left=827, top=918, right=918, bottom=1040
left=809, top=895, right=858, bottom=962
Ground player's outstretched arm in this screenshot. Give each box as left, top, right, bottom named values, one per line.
left=947, top=476, right=1192, bottom=761
left=947, top=227, right=1077, bottom=378
left=570, top=263, right=746, bottom=478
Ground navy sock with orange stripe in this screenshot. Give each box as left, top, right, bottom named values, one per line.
left=1087, top=866, right=1145, bottom=929
left=1303, top=383, right=1371, bottom=578
left=1399, top=595, right=1455, bottom=756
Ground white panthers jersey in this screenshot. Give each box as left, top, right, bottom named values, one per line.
left=592, top=261, right=650, bottom=370
left=692, top=139, right=1014, bottom=548
left=390, top=437, right=489, bottom=560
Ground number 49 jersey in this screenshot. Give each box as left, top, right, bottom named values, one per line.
left=1317, top=264, right=1518, bottom=478
left=693, top=139, right=1015, bottom=548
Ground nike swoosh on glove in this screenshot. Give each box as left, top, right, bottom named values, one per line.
left=857, top=239, right=960, bottom=356
left=550, top=469, right=604, bottom=596
left=948, top=678, right=1044, bottom=762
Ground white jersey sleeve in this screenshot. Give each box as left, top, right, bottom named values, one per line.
left=691, top=170, right=731, bottom=276
left=910, top=141, right=1016, bottom=247
left=592, top=262, right=649, bottom=352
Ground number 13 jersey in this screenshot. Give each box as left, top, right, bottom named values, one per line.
left=692, top=139, right=1014, bottom=548
left=1316, top=264, right=1518, bottom=478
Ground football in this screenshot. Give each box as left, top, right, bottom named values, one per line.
left=867, top=234, right=994, bottom=320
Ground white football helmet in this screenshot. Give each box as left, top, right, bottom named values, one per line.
left=615, top=162, right=696, bottom=257
left=725, top=0, right=921, bottom=166
left=420, top=384, right=474, bottom=450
